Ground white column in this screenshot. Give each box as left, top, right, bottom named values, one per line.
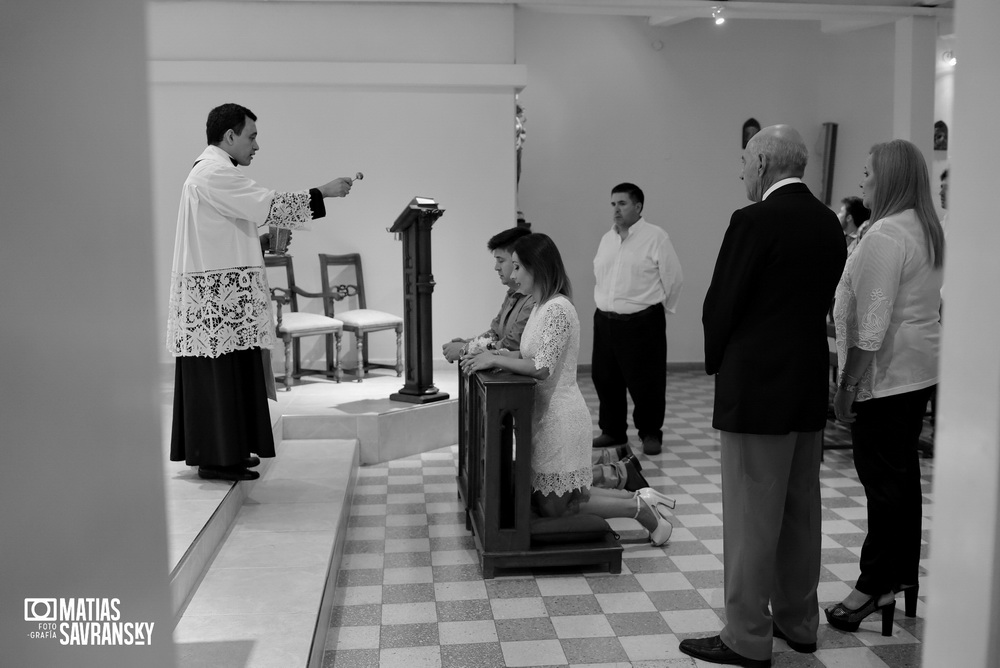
left=924, top=1, right=1000, bottom=666
left=893, top=16, right=937, bottom=161
left=0, top=1, right=176, bottom=666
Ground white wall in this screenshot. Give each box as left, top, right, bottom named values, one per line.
left=514, top=11, right=898, bottom=364
left=925, top=1, right=1000, bottom=664
left=146, top=4, right=924, bottom=370
left=817, top=24, right=897, bottom=209
left=148, top=2, right=522, bottom=370
left=1, top=1, right=175, bottom=666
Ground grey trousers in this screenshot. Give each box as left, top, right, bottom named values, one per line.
left=718, top=430, right=823, bottom=661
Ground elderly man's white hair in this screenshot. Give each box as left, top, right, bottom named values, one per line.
left=747, top=125, right=808, bottom=177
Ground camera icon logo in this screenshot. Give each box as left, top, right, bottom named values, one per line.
left=24, top=598, right=57, bottom=622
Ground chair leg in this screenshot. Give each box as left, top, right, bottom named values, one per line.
left=362, top=332, right=370, bottom=373
left=334, top=332, right=343, bottom=383
left=395, top=324, right=403, bottom=377
left=293, top=337, right=302, bottom=379
left=355, top=332, right=364, bottom=382
left=283, top=337, right=293, bottom=391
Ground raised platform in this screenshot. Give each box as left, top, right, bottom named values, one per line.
left=274, top=371, right=458, bottom=465
left=162, top=366, right=460, bottom=667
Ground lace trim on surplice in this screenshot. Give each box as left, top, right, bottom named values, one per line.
left=264, top=191, right=313, bottom=229
left=166, top=265, right=273, bottom=358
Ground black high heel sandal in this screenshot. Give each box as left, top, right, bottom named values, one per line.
left=824, top=595, right=896, bottom=636
left=896, top=584, right=918, bottom=618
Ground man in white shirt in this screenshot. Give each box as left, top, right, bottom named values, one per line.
left=592, top=183, right=683, bottom=456
left=168, top=103, right=355, bottom=481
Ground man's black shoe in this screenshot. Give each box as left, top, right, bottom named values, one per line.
left=592, top=433, right=628, bottom=449
left=198, top=466, right=260, bottom=482
left=245, top=456, right=261, bottom=468
left=641, top=435, right=662, bottom=456
left=678, top=635, right=771, bottom=667
left=772, top=625, right=817, bottom=653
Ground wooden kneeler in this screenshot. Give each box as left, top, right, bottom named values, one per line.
left=458, top=368, right=623, bottom=578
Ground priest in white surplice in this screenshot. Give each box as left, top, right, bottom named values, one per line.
left=167, top=103, right=355, bottom=481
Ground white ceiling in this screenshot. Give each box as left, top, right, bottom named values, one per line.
left=515, top=0, right=955, bottom=33
left=237, top=0, right=955, bottom=34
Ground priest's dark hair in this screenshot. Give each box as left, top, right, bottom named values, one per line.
left=487, top=226, right=532, bottom=253
left=206, top=103, right=257, bottom=145
left=511, top=233, right=572, bottom=302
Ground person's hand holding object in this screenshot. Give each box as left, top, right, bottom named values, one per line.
left=319, top=177, right=354, bottom=198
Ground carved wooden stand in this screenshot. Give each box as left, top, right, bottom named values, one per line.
left=389, top=197, right=449, bottom=404
left=458, top=368, right=623, bottom=578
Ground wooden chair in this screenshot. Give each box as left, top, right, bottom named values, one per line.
left=318, top=253, right=403, bottom=382
left=264, top=254, right=343, bottom=390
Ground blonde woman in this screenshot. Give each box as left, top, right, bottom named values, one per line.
left=827, top=140, right=944, bottom=635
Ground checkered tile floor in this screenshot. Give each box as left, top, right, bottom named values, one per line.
left=323, top=369, right=934, bottom=667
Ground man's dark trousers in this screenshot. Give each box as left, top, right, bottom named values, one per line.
left=592, top=303, right=665, bottom=443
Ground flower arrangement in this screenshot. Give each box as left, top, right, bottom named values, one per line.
left=465, top=335, right=496, bottom=356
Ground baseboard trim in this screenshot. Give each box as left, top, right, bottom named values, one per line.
left=576, top=362, right=705, bottom=373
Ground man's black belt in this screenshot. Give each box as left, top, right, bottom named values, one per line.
left=597, top=303, right=662, bottom=321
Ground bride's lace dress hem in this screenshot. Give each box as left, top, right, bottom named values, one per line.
left=532, top=466, right=592, bottom=497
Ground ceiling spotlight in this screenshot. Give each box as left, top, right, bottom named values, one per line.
left=712, top=8, right=725, bottom=25
left=942, top=50, right=957, bottom=66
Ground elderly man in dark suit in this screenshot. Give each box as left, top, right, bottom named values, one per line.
left=679, top=126, right=846, bottom=667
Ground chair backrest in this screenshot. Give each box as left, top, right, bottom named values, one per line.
left=318, top=253, right=368, bottom=316
left=264, top=253, right=300, bottom=312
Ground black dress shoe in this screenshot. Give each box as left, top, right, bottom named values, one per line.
left=198, top=466, right=260, bottom=481
left=592, top=433, right=628, bottom=449
left=772, top=625, right=817, bottom=653
left=678, top=635, right=771, bottom=667
left=245, top=456, right=261, bottom=468
left=620, top=457, right=650, bottom=492
left=641, top=435, right=662, bottom=455
left=621, top=454, right=643, bottom=471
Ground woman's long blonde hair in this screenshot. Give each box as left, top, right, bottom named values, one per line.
left=868, top=139, right=945, bottom=268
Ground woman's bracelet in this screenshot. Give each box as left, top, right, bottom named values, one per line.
left=838, top=375, right=859, bottom=393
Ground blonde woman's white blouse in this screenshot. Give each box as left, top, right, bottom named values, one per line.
left=833, top=209, right=942, bottom=401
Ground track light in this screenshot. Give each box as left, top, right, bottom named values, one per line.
left=942, top=50, right=957, bottom=67
left=712, top=8, right=725, bottom=25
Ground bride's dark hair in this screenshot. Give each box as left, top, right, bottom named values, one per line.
left=511, top=232, right=572, bottom=303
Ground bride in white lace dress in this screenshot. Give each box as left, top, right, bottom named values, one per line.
left=462, top=233, right=672, bottom=545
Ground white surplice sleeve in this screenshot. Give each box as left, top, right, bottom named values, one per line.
left=196, top=167, right=315, bottom=230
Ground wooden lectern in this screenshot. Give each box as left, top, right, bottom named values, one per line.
left=389, top=197, right=450, bottom=404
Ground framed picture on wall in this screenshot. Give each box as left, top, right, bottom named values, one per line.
left=934, top=120, right=948, bottom=151
left=742, top=118, right=761, bottom=149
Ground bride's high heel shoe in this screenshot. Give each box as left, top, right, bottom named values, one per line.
left=637, top=487, right=676, bottom=510
left=824, top=593, right=896, bottom=636
left=635, top=496, right=673, bottom=546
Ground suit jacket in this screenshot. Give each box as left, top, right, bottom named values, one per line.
left=703, top=183, right=846, bottom=434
